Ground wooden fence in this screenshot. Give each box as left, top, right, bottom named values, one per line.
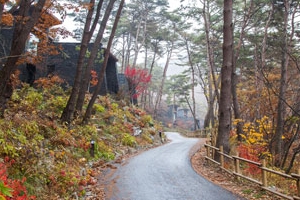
left=205, top=143, right=300, bottom=200
left=184, top=129, right=212, bottom=138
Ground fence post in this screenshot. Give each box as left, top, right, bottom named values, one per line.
left=210, top=131, right=212, bottom=145
left=205, top=144, right=210, bottom=158
left=220, top=146, right=224, bottom=169
left=234, top=153, right=240, bottom=181
left=297, top=169, right=300, bottom=197
left=262, top=159, right=267, bottom=187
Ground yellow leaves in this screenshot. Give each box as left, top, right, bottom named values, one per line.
left=248, top=137, right=256, bottom=144
left=240, top=116, right=272, bottom=146
left=233, top=118, right=244, bottom=126
left=240, top=134, right=247, bottom=139
left=0, top=195, right=7, bottom=200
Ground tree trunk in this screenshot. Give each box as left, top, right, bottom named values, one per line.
left=185, top=95, right=200, bottom=129
left=75, top=0, right=116, bottom=113
left=61, top=0, right=100, bottom=123
left=285, top=145, right=300, bottom=174
left=202, top=0, right=218, bottom=128
left=0, top=0, right=46, bottom=116
left=258, top=3, right=273, bottom=120
left=0, top=3, right=4, bottom=25
left=231, top=0, right=254, bottom=141
left=140, top=42, right=148, bottom=109
left=184, top=35, right=197, bottom=130
left=83, top=0, right=124, bottom=124
left=215, top=0, right=233, bottom=159
left=132, top=11, right=147, bottom=67
left=272, top=0, right=290, bottom=167
left=147, top=39, right=159, bottom=110
left=153, top=42, right=174, bottom=119
left=281, top=124, right=299, bottom=169
left=121, top=34, right=126, bottom=72
left=132, top=20, right=142, bottom=67
left=125, top=23, right=132, bottom=68
left=149, top=39, right=159, bottom=75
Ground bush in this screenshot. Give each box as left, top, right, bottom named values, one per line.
left=122, top=133, right=136, bottom=147
left=0, top=161, right=35, bottom=199
left=0, top=78, right=161, bottom=199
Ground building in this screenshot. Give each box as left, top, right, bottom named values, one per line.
left=47, top=42, right=119, bottom=95
left=0, top=5, right=120, bottom=95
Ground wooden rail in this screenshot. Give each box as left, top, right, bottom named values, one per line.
left=204, top=143, right=300, bottom=200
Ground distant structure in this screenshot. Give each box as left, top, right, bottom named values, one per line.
left=47, top=43, right=119, bottom=95
left=0, top=7, right=121, bottom=96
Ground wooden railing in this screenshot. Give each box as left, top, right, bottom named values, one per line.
left=204, top=143, right=300, bottom=200
left=184, top=129, right=213, bottom=138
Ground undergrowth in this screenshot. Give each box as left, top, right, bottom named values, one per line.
left=0, top=76, right=162, bottom=199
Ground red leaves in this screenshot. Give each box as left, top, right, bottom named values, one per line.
left=0, top=160, right=35, bottom=200
left=90, top=70, right=98, bottom=87
left=237, top=144, right=261, bottom=175
left=124, top=66, right=151, bottom=98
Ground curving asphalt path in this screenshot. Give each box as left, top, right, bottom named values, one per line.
left=109, top=132, right=244, bottom=200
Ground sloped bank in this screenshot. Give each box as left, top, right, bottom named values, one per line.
left=0, top=80, right=163, bottom=199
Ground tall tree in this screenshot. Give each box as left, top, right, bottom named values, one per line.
left=176, top=31, right=198, bottom=130
left=131, top=0, right=168, bottom=67
left=124, top=66, right=151, bottom=104
left=165, top=73, right=199, bottom=129
left=114, top=0, right=168, bottom=70
left=216, top=0, right=233, bottom=157
left=231, top=0, right=255, bottom=141
left=0, top=0, right=46, bottom=116
left=61, top=0, right=118, bottom=123
left=179, top=0, right=223, bottom=129
left=153, top=13, right=179, bottom=119
left=60, top=0, right=103, bottom=123
left=272, top=0, right=292, bottom=167
left=83, top=0, right=125, bottom=123
left=75, top=0, right=116, bottom=113
left=201, top=0, right=221, bottom=129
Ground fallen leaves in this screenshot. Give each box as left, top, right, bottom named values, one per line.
left=191, top=145, right=282, bottom=200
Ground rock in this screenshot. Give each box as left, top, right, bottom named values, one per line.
left=80, top=167, right=87, bottom=176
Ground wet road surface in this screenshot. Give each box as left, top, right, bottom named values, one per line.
left=109, top=132, right=244, bottom=200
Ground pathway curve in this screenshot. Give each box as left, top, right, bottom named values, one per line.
left=108, top=132, right=244, bottom=200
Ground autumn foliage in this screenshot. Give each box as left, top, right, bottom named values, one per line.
left=89, top=70, right=98, bottom=87
left=0, top=77, right=162, bottom=199
left=124, top=66, right=151, bottom=98
left=0, top=158, right=35, bottom=200
left=231, top=117, right=273, bottom=175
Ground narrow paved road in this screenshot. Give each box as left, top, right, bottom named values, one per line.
left=109, top=132, right=244, bottom=200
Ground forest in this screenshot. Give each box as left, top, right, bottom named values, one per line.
left=0, top=0, right=300, bottom=199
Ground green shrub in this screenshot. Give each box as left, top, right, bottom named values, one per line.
left=93, top=104, right=105, bottom=113
left=25, top=89, right=43, bottom=106
left=111, top=103, right=119, bottom=111
left=94, top=141, right=115, bottom=161
left=45, top=95, right=68, bottom=114
left=122, top=133, right=136, bottom=147
left=141, top=133, right=153, bottom=144
left=141, top=115, right=153, bottom=125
